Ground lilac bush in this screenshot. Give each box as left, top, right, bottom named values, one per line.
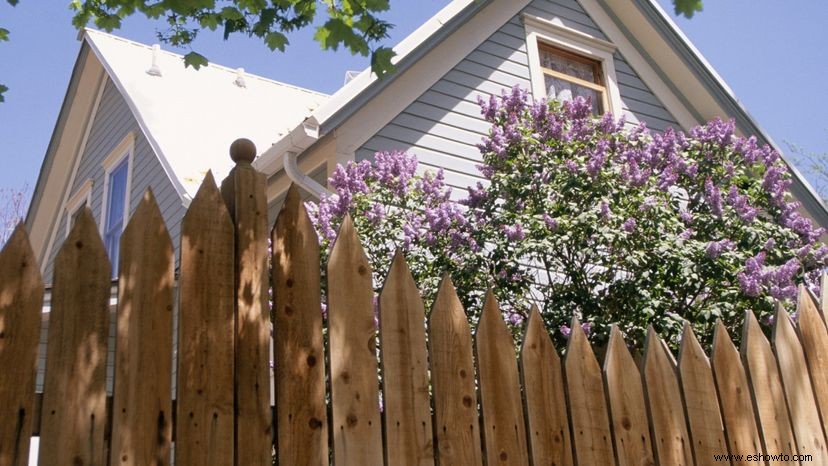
left=307, top=151, right=486, bottom=311
left=470, top=86, right=827, bottom=348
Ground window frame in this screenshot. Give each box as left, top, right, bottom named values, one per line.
left=99, top=133, right=135, bottom=275
left=523, top=13, right=623, bottom=116
left=64, top=178, right=93, bottom=238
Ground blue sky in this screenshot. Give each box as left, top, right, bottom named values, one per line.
left=0, top=0, right=826, bottom=196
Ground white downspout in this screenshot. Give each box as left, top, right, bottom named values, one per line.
left=284, top=151, right=328, bottom=198
left=255, top=117, right=331, bottom=198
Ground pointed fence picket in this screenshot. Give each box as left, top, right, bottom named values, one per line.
left=1, top=142, right=828, bottom=466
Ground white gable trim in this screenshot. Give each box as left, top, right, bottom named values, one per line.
left=64, top=178, right=94, bottom=238
left=83, top=33, right=191, bottom=204
left=522, top=13, right=624, bottom=116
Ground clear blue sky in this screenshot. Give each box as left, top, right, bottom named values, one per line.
left=0, top=0, right=826, bottom=196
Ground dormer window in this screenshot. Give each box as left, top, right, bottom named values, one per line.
left=539, top=44, right=607, bottom=114
left=523, top=13, right=623, bottom=116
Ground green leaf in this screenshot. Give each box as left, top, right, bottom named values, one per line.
left=371, top=46, right=395, bottom=78
left=673, top=0, right=703, bottom=18
left=0, top=84, right=7, bottom=103
left=0, top=28, right=8, bottom=41
left=183, top=51, right=209, bottom=69
left=219, top=6, right=244, bottom=21
left=264, top=31, right=288, bottom=51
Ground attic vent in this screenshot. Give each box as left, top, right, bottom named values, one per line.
left=344, top=70, right=360, bottom=85
left=146, top=44, right=162, bottom=77
left=234, top=68, right=247, bottom=88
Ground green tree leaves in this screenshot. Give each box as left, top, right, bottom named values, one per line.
left=673, top=0, right=703, bottom=18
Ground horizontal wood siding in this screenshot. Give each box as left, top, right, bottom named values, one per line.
left=38, top=80, right=186, bottom=393
left=357, top=0, right=679, bottom=193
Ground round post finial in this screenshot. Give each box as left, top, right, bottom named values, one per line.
left=230, top=138, right=257, bottom=164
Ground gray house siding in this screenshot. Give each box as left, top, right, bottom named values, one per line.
left=42, top=79, right=187, bottom=284
left=357, top=0, right=679, bottom=196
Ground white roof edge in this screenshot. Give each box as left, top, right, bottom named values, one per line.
left=82, top=29, right=191, bottom=202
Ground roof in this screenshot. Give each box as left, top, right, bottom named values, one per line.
left=83, top=29, right=328, bottom=198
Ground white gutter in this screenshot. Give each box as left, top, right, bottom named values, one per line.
left=253, top=117, right=329, bottom=198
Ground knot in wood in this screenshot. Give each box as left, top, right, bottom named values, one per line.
left=230, top=138, right=257, bottom=164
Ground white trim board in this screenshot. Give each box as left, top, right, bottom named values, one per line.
left=64, top=178, right=94, bottom=238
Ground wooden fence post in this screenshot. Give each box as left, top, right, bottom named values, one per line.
left=220, top=139, right=273, bottom=466
left=0, top=226, right=43, bottom=466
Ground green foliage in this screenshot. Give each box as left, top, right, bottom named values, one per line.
left=183, top=51, right=209, bottom=69
left=673, top=0, right=703, bottom=18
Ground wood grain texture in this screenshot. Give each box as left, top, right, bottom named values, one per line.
left=519, top=306, right=572, bottom=466
left=603, top=326, right=654, bottom=466
left=710, top=320, right=763, bottom=466
left=379, top=252, right=434, bottom=466
left=773, top=304, right=828, bottom=464
left=821, top=273, right=828, bottom=325
left=272, top=184, right=329, bottom=466
left=642, top=327, right=693, bottom=466
left=427, top=276, right=482, bottom=466
left=475, top=291, right=528, bottom=466
left=175, top=173, right=235, bottom=466
left=38, top=209, right=109, bottom=466
left=564, top=317, right=615, bottom=466
left=221, top=163, right=273, bottom=465
left=0, top=226, right=43, bottom=466
left=109, top=190, right=174, bottom=466
left=327, top=215, right=383, bottom=465
left=798, top=286, right=828, bottom=451
left=677, top=323, right=727, bottom=466
left=740, top=311, right=797, bottom=465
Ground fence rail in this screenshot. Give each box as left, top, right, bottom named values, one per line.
left=2, top=142, right=828, bottom=466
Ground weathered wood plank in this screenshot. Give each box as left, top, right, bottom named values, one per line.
left=773, top=302, right=828, bottom=464
left=38, top=209, right=109, bottom=466
left=0, top=226, right=43, bottom=466
left=379, top=251, right=434, bottom=466
left=740, top=311, right=797, bottom=465
left=565, top=317, right=615, bottom=466
left=798, top=286, right=828, bottom=449
left=475, top=291, right=528, bottom=466
left=520, top=306, right=573, bottom=466
left=678, top=323, right=728, bottom=466
left=221, top=160, right=273, bottom=465
left=327, top=215, right=383, bottom=465
left=642, top=327, right=693, bottom=466
left=710, top=320, right=763, bottom=466
left=110, top=190, right=175, bottom=466
left=427, top=276, right=482, bottom=466
left=272, top=184, right=329, bottom=466
left=175, top=173, right=235, bottom=465
left=603, top=326, right=654, bottom=466
left=821, top=274, right=828, bottom=324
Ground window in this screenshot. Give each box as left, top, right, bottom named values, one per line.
left=100, top=133, right=134, bottom=278
left=523, top=13, right=623, bottom=115
left=64, top=179, right=93, bottom=238
left=538, top=44, right=607, bottom=114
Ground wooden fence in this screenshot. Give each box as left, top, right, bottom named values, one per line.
left=2, top=142, right=828, bottom=465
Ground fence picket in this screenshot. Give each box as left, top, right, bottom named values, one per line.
left=327, top=215, right=383, bottom=465
left=175, top=173, right=235, bottom=465
left=379, top=252, right=434, bottom=466
left=109, top=190, right=174, bottom=466
left=642, top=327, right=693, bottom=466
left=604, top=326, right=654, bottom=466
left=773, top=304, right=828, bottom=464
left=565, top=317, right=616, bottom=466
left=797, top=286, right=828, bottom=446
left=0, top=226, right=43, bottom=466
left=519, top=306, right=573, bottom=466
left=740, top=311, right=797, bottom=464
left=821, top=274, right=828, bottom=324
left=678, top=323, right=727, bottom=466
left=710, top=320, right=763, bottom=466
left=427, top=276, right=482, bottom=466
left=475, top=291, right=529, bottom=466
left=38, top=210, right=109, bottom=466
left=220, top=147, right=273, bottom=465
left=272, top=185, right=329, bottom=466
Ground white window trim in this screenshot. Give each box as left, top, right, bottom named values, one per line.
left=99, top=132, right=135, bottom=236
left=64, top=178, right=94, bottom=238
left=522, top=13, right=624, bottom=116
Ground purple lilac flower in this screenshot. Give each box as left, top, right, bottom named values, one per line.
left=507, top=312, right=525, bottom=326
left=640, top=196, right=657, bottom=212
left=622, top=218, right=637, bottom=232
left=704, top=178, right=724, bottom=217
left=560, top=325, right=571, bottom=338
left=705, top=239, right=735, bottom=259
left=365, top=202, right=385, bottom=226
left=679, top=209, right=693, bottom=224
left=503, top=223, right=525, bottom=241
left=543, top=214, right=559, bottom=231
left=679, top=228, right=694, bottom=240
left=462, top=182, right=488, bottom=208
left=564, top=159, right=579, bottom=173
left=763, top=238, right=776, bottom=250
left=599, top=201, right=611, bottom=220
left=726, top=186, right=758, bottom=222
left=581, top=322, right=592, bottom=337
left=586, top=140, right=609, bottom=177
